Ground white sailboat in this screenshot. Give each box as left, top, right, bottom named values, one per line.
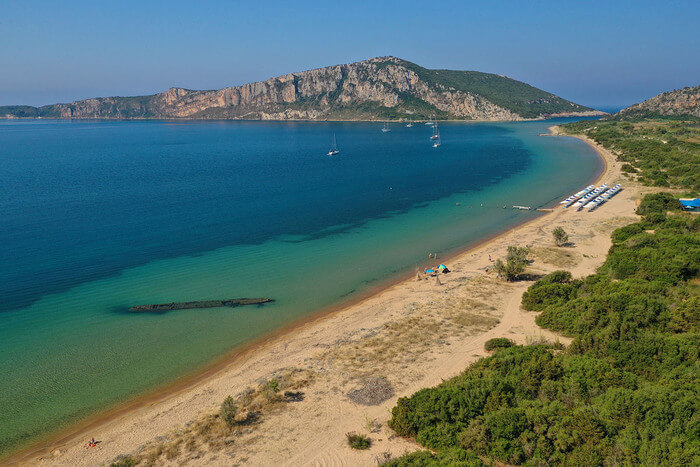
left=405, top=120, right=413, bottom=128
left=381, top=122, right=391, bottom=132
left=327, top=134, right=339, bottom=156
left=430, top=121, right=440, bottom=140
left=432, top=129, right=441, bottom=148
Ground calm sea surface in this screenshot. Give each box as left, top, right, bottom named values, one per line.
left=0, top=119, right=601, bottom=454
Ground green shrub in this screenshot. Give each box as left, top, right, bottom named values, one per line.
left=346, top=432, right=371, bottom=450
left=552, top=227, right=569, bottom=246
left=220, top=396, right=237, bottom=428
left=494, top=246, right=530, bottom=281
left=110, top=456, right=136, bottom=467
left=484, top=338, right=514, bottom=351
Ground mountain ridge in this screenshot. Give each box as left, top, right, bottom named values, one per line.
left=609, top=85, right=700, bottom=119
left=0, top=57, right=603, bottom=121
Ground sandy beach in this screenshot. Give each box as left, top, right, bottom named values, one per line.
left=10, top=126, right=641, bottom=466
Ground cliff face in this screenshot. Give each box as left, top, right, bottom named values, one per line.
left=0, top=57, right=602, bottom=121
left=613, top=85, right=700, bottom=119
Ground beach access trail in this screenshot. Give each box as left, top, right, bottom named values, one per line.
left=21, top=127, right=643, bottom=466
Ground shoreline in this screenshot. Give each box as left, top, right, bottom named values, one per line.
left=0, top=112, right=605, bottom=123
left=5, top=124, right=614, bottom=465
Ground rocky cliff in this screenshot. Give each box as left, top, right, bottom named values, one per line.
left=612, top=85, right=700, bottom=119
left=0, top=57, right=603, bottom=121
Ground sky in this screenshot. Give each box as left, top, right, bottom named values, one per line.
left=0, top=0, right=698, bottom=109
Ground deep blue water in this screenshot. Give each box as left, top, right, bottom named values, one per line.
left=1, top=121, right=530, bottom=312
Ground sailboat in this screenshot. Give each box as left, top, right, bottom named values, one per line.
left=381, top=122, right=391, bottom=132
left=432, top=129, right=441, bottom=148
left=327, top=134, right=339, bottom=156
left=405, top=120, right=413, bottom=128
left=430, top=121, right=440, bottom=140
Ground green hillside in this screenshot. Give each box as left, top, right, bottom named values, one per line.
left=393, top=59, right=589, bottom=118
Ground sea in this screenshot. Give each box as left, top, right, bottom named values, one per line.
left=0, top=118, right=601, bottom=455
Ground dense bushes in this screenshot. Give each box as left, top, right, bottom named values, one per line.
left=387, top=196, right=699, bottom=465
left=383, top=448, right=484, bottom=466
left=561, top=118, right=700, bottom=192
left=636, top=191, right=684, bottom=216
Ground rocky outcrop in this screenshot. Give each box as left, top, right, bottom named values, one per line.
left=0, top=57, right=602, bottom=121
left=613, top=85, right=699, bottom=119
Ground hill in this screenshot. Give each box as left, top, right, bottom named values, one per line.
left=610, top=85, right=700, bottom=120
left=0, top=57, right=601, bottom=121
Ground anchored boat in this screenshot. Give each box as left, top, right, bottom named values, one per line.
left=327, top=133, right=339, bottom=156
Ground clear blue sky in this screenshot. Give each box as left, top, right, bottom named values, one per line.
left=1, top=0, right=697, bottom=109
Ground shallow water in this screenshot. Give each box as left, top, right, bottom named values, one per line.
left=0, top=118, right=600, bottom=454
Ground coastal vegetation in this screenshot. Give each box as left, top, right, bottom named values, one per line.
left=346, top=432, right=372, bottom=450
left=493, top=246, right=530, bottom=281
left=386, top=194, right=699, bottom=465
left=552, top=227, right=569, bottom=247
left=561, top=117, right=699, bottom=193
left=484, top=338, right=514, bottom=352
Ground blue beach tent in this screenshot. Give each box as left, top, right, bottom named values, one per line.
left=680, top=199, right=700, bottom=211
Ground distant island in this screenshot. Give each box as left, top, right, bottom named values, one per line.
left=0, top=57, right=605, bottom=121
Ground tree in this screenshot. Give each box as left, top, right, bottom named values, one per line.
left=552, top=227, right=569, bottom=247
left=494, top=246, right=529, bottom=281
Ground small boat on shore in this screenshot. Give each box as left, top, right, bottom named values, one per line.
left=572, top=184, right=608, bottom=210
left=586, top=184, right=622, bottom=211
left=560, top=185, right=595, bottom=206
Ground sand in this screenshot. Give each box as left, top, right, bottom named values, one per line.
left=12, top=126, right=640, bottom=466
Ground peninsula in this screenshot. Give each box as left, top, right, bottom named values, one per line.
left=0, top=57, right=603, bottom=121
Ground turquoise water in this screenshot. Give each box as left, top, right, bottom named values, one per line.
left=0, top=119, right=600, bottom=454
